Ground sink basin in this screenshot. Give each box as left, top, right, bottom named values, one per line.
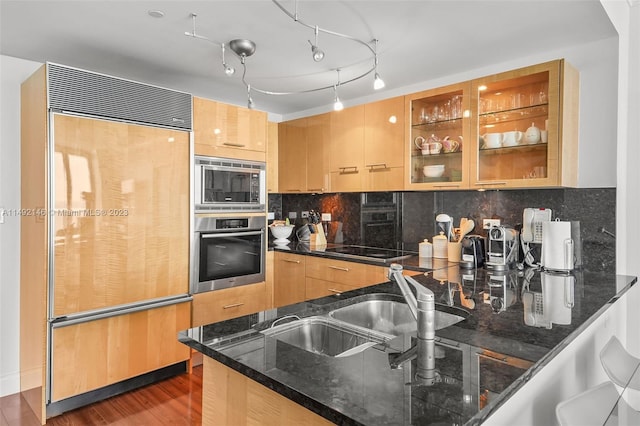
left=261, top=316, right=387, bottom=357
left=329, top=295, right=467, bottom=336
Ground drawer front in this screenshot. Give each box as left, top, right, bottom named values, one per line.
left=192, top=282, right=266, bottom=327
left=305, top=256, right=385, bottom=286
left=305, top=277, right=358, bottom=300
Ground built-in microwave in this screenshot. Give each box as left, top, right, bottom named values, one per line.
left=194, top=156, right=266, bottom=213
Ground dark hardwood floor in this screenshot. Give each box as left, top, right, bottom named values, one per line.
left=0, top=366, right=202, bottom=426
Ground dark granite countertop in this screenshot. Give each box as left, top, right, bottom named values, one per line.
left=180, top=260, right=637, bottom=425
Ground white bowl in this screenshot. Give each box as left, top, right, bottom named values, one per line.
left=269, top=225, right=294, bottom=243
left=423, top=165, right=445, bottom=178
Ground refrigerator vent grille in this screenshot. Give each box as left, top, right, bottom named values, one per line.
left=47, top=63, right=192, bottom=130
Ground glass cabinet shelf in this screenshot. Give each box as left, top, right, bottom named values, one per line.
left=479, top=104, right=548, bottom=126
left=479, top=142, right=547, bottom=155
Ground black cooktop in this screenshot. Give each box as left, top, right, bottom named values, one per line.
left=323, top=245, right=414, bottom=263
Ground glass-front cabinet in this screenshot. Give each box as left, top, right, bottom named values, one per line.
left=405, top=83, right=472, bottom=190
left=405, top=60, right=578, bottom=191
left=470, top=60, right=579, bottom=189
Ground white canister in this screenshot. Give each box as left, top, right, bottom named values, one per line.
left=419, top=239, right=433, bottom=258
left=433, top=232, right=449, bottom=259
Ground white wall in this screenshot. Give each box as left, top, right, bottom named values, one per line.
left=0, top=56, right=42, bottom=396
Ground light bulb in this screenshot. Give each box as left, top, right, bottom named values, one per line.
left=224, top=65, right=235, bottom=76
left=373, top=73, right=385, bottom=90
left=333, top=97, right=343, bottom=111
left=312, top=46, right=325, bottom=62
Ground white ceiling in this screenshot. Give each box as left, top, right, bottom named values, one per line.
left=0, top=1, right=616, bottom=119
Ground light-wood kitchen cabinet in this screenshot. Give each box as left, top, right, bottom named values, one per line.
left=278, top=114, right=330, bottom=193
left=405, top=82, right=472, bottom=191
left=405, top=59, right=578, bottom=191
left=305, top=256, right=387, bottom=299
left=329, top=105, right=365, bottom=192
left=470, top=59, right=579, bottom=189
left=363, top=96, right=406, bottom=191
left=192, top=282, right=267, bottom=327
left=267, top=121, right=279, bottom=193
left=273, top=252, right=306, bottom=307
left=193, top=96, right=267, bottom=162
left=51, top=302, right=191, bottom=402
left=203, top=357, right=333, bottom=426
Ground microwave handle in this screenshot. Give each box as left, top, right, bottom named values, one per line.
left=202, top=230, right=264, bottom=239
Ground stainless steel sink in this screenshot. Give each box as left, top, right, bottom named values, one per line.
left=329, top=295, right=467, bottom=336
left=261, top=316, right=387, bottom=357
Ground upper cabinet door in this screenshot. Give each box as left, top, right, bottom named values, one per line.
left=193, top=96, right=267, bottom=161
left=363, top=96, right=405, bottom=191
left=405, top=82, right=472, bottom=191
left=329, top=105, right=365, bottom=192
left=470, top=60, right=578, bottom=189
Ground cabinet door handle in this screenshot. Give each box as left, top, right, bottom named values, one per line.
left=328, top=265, right=350, bottom=272
left=366, top=163, right=388, bottom=171
left=328, top=288, right=343, bottom=295
left=307, top=188, right=324, bottom=192
left=285, top=189, right=302, bottom=192
left=434, top=183, right=462, bottom=188
left=223, top=142, right=247, bottom=147
left=223, top=302, right=245, bottom=309
left=475, top=181, right=507, bottom=186
left=339, top=166, right=358, bottom=174
left=283, top=259, right=301, bottom=264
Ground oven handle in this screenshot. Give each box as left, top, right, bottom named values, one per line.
left=201, top=230, right=265, bottom=238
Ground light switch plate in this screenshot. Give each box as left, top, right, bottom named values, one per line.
left=288, top=212, right=297, bottom=219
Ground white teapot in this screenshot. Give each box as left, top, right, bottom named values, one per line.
left=524, top=123, right=541, bottom=144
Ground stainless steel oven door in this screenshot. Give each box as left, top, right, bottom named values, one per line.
left=191, top=217, right=266, bottom=293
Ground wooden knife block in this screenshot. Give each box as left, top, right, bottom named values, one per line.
left=310, top=223, right=327, bottom=247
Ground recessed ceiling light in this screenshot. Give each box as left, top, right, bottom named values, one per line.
left=148, top=10, right=165, bottom=18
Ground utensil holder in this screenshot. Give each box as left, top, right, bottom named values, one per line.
left=310, top=224, right=327, bottom=247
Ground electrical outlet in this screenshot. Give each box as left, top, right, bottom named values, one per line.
left=483, top=219, right=501, bottom=229
left=321, top=213, right=332, bottom=222
left=288, top=212, right=297, bottom=219
left=301, top=211, right=309, bottom=218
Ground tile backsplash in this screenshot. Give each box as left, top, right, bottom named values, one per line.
left=269, top=187, right=616, bottom=273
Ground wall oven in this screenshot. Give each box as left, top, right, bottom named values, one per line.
left=191, top=216, right=266, bottom=293
left=194, top=156, right=266, bottom=213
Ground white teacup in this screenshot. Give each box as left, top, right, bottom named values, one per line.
left=502, top=130, right=523, bottom=147
left=483, top=133, right=502, bottom=149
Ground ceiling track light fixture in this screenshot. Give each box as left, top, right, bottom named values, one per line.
left=333, top=70, right=344, bottom=111
left=184, top=0, right=386, bottom=110
left=309, top=25, right=325, bottom=62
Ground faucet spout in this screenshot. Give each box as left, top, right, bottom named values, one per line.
left=388, top=264, right=435, bottom=340
left=388, top=264, right=438, bottom=383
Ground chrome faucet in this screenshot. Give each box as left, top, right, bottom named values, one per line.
left=387, top=263, right=439, bottom=385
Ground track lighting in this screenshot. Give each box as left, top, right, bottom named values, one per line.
left=221, top=43, right=235, bottom=76
left=309, top=26, right=324, bottom=62
left=185, top=1, right=385, bottom=111
left=373, top=39, right=385, bottom=90
left=333, top=70, right=343, bottom=111
left=374, top=73, right=385, bottom=90
left=333, top=87, right=344, bottom=111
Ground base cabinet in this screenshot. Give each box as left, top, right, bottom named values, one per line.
left=203, top=357, right=332, bottom=426
left=50, top=302, right=191, bottom=402
left=273, top=252, right=306, bottom=308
